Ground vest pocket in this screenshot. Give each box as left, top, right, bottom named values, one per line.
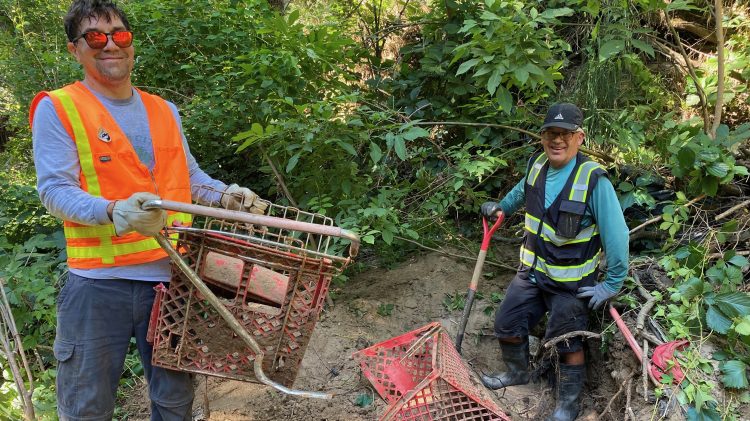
left=557, top=200, right=586, bottom=238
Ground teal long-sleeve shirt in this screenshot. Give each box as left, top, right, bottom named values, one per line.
left=497, top=156, right=629, bottom=293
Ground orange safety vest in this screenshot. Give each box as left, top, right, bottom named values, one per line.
left=29, top=81, right=192, bottom=269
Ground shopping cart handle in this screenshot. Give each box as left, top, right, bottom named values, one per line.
left=143, top=199, right=360, bottom=257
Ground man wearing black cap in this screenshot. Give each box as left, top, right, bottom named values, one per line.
left=479, top=103, right=629, bottom=421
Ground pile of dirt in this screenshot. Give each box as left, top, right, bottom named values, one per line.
left=123, top=248, right=665, bottom=421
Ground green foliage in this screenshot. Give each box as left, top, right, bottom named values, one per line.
left=452, top=0, right=570, bottom=109
left=666, top=122, right=750, bottom=196
left=443, top=292, right=465, bottom=312
left=377, top=303, right=394, bottom=316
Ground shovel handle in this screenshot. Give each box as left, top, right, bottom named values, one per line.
left=455, top=214, right=504, bottom=354
left=143, top=199, right=360, bottom=257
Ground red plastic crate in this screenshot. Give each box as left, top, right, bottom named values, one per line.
left=148, top=198, right=352, bottom=387
left=353, top=322, right=512, bottom=421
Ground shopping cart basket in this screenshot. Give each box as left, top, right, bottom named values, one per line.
left=144, top=187, right=359, bottom=398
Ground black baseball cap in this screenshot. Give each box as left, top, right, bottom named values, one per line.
left=540, top=103, right=583, bottom=131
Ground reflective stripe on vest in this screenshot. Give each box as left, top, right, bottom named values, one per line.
left=520, top=247, right=601, bottom=282
left=527, top=154, right=548, bottom=187
left=569, top=161, right=605, bottom=202
left=54, top=89, right=102, bottom=197
left=524, top=213, right=598, bottom=246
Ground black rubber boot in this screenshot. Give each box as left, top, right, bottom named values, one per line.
left=481, top=340, right=530, bottom=390
left=545, top=363, right=585, bottom=421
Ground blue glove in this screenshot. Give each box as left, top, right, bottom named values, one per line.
left=576, top=283, right=618, bottom=310
left=481, top=201, right=502, bottom=219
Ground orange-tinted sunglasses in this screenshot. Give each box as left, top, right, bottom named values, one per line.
left=73, top=30, right=133, bottom=49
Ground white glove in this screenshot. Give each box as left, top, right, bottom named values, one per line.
left=112, top=192, right=167, bottom=236
left=221, top=184, right=268, bottom=214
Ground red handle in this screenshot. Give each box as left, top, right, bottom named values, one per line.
left=480, top=213, right=504, bottom=251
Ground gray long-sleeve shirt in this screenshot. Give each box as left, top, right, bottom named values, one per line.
left=32, top=83, right=226, bottom=281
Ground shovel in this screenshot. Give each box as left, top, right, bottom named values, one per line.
left=455, top=214, right=504, bottom=354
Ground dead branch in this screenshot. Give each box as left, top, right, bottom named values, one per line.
left=543, top=330, right=601, bottom=349
left=414, top=120, right=539, bottom=139
left=598, top=369, right=634, bottom=419
left=261, top=148, right=298, bottom=208
left=662, top=11, right=711, bottom=131
left=669, top=17, right=717, bottom=43
left=633, top=273, right=656, bottom=333
left=707, top=250, right=750, bottom=260
left=0, top=277, right=35, bottom=420
left=626, top=377, right=635, bottom=420
left=715, top=199, right=750, bottom=221
left=393, top=235, right=517, bottom=271
left=710, top=0, right=725, bottom=139
left=629, top=195, right=706, bottom=236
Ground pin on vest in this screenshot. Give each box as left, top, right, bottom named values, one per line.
left=97, top=127, right=111, bottom=143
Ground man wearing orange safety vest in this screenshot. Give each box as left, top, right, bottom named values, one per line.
left=30, top=1, right=264, bottom=420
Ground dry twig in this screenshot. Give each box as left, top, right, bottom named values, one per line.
left=543, top=330, right=601, bottom=349
left=598, top=369, right=634, bottom=419
left=715, top=199, right=750, bottom=221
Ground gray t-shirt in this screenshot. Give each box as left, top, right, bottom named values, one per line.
left=32, top=82, right=226, bottom=281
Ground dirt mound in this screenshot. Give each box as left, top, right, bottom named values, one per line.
left=123, top=248, right=665, bottom=420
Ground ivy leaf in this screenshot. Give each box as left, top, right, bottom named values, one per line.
left=715, top=292, right=750, bottom=318
left=706, top=305, right=732, bottom=334
left=720, top=360, right=749, bottom=389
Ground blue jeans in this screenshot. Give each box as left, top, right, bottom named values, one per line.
left=54, top=273, right=193, bottom=421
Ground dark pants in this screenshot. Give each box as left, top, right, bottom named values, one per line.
left=54, top=273, right=193, bottom=421
left=494, top=270, right=589, bottom=353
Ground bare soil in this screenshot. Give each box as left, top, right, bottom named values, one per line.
left=123, top=246, right=683, bottom=421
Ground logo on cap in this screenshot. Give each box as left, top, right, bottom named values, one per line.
left=554, top=113, right=564, bottom=120
left=97, top=128, right=111, bottom=143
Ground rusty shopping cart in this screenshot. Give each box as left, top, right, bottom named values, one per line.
left=144, top=187, right=359, bottom=398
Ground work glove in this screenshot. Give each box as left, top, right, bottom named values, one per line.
left=221, top=184, right=268, bottom=214
left=112, top=192, right=167, bottom=236
left=576, top=283, right=618, bottom=310
left=481, top=201, right=502, bottom=220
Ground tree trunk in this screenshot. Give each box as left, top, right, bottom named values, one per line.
left=267, top=0, right=292, bottom=13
